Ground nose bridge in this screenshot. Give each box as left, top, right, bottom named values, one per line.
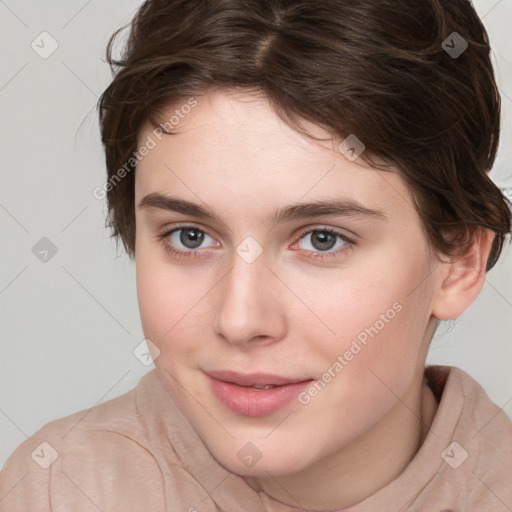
left=222, top=249, right=268, bottom=319
left=212, top=244, right=283, bottom=345
left=225, top=234, right=270, bottom=304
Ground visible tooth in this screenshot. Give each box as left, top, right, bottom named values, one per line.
left=251, top=384, right=276, bottom=389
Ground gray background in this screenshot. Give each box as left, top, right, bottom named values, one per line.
left=1, top=0, right=511, bottom=469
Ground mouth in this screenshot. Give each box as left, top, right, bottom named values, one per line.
left=205, top=370, right=314, bottom=417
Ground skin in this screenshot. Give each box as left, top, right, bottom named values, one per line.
left=133, top=89, right=492, bottom=509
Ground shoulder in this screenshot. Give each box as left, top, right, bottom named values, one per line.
left=0, top=382, right=166, bottom=512
left=0, top=371, right=225, bottom=512
left=466, top=379, right=512, bottom=509
left=441, top=366, right=512, bottom=509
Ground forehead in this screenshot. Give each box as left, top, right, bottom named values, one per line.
left=134, top=90, right=417, bottom=226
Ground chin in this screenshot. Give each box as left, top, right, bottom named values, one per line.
left=209, top=441, right=314, bottom=478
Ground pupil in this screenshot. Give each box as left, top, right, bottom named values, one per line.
left=180, top=229, right=204, bottom=249
left=313, top=231, right=335, bottom=251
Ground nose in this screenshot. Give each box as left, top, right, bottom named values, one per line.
left=210, top=248, right=287, bottom=348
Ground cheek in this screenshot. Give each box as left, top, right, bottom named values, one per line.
left=297, top=291, right=430, bottom=447
left=135, top=250, right=204, bottom=351
left=136, top=257, right=210, bottom=407
left=300, top=252, right=433, bottom=383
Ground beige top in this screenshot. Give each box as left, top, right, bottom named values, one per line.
left=1, top=365, right=511, bottom=512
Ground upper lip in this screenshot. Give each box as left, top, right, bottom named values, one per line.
left=206, top=369, right=312, bottom=387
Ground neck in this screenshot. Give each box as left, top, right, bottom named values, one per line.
left=244, top=368, right=439, bottom=509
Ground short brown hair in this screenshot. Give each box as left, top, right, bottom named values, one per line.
left=98, top=0, right=511, bottom=270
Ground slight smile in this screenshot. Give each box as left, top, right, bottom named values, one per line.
left=205, top=370, right=315, bottom=417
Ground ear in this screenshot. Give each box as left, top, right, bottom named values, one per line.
left=431, top=228, right=495, bottom=321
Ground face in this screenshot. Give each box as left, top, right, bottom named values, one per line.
left=134, top=89, right=442, bottom=477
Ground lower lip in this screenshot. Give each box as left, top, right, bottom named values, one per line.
left=208, top=376, right=313, bottom=417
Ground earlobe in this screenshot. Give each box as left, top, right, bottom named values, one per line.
left=431, top=228, right=495, bottom=321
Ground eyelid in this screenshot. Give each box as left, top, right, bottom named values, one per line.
left=158, top=223, right=355, bottom=244
left=157, top=222, right=217, bottom=240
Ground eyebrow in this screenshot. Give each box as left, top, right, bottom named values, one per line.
left=137, top=193, right=388, bottom=226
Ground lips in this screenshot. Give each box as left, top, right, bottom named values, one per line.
left=206, top=370, right=314, bottom=416
left=206, top=369, right=309, bottom=387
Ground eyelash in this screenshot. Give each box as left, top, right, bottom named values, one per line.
left=156, top=224, right=356, bottom=261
